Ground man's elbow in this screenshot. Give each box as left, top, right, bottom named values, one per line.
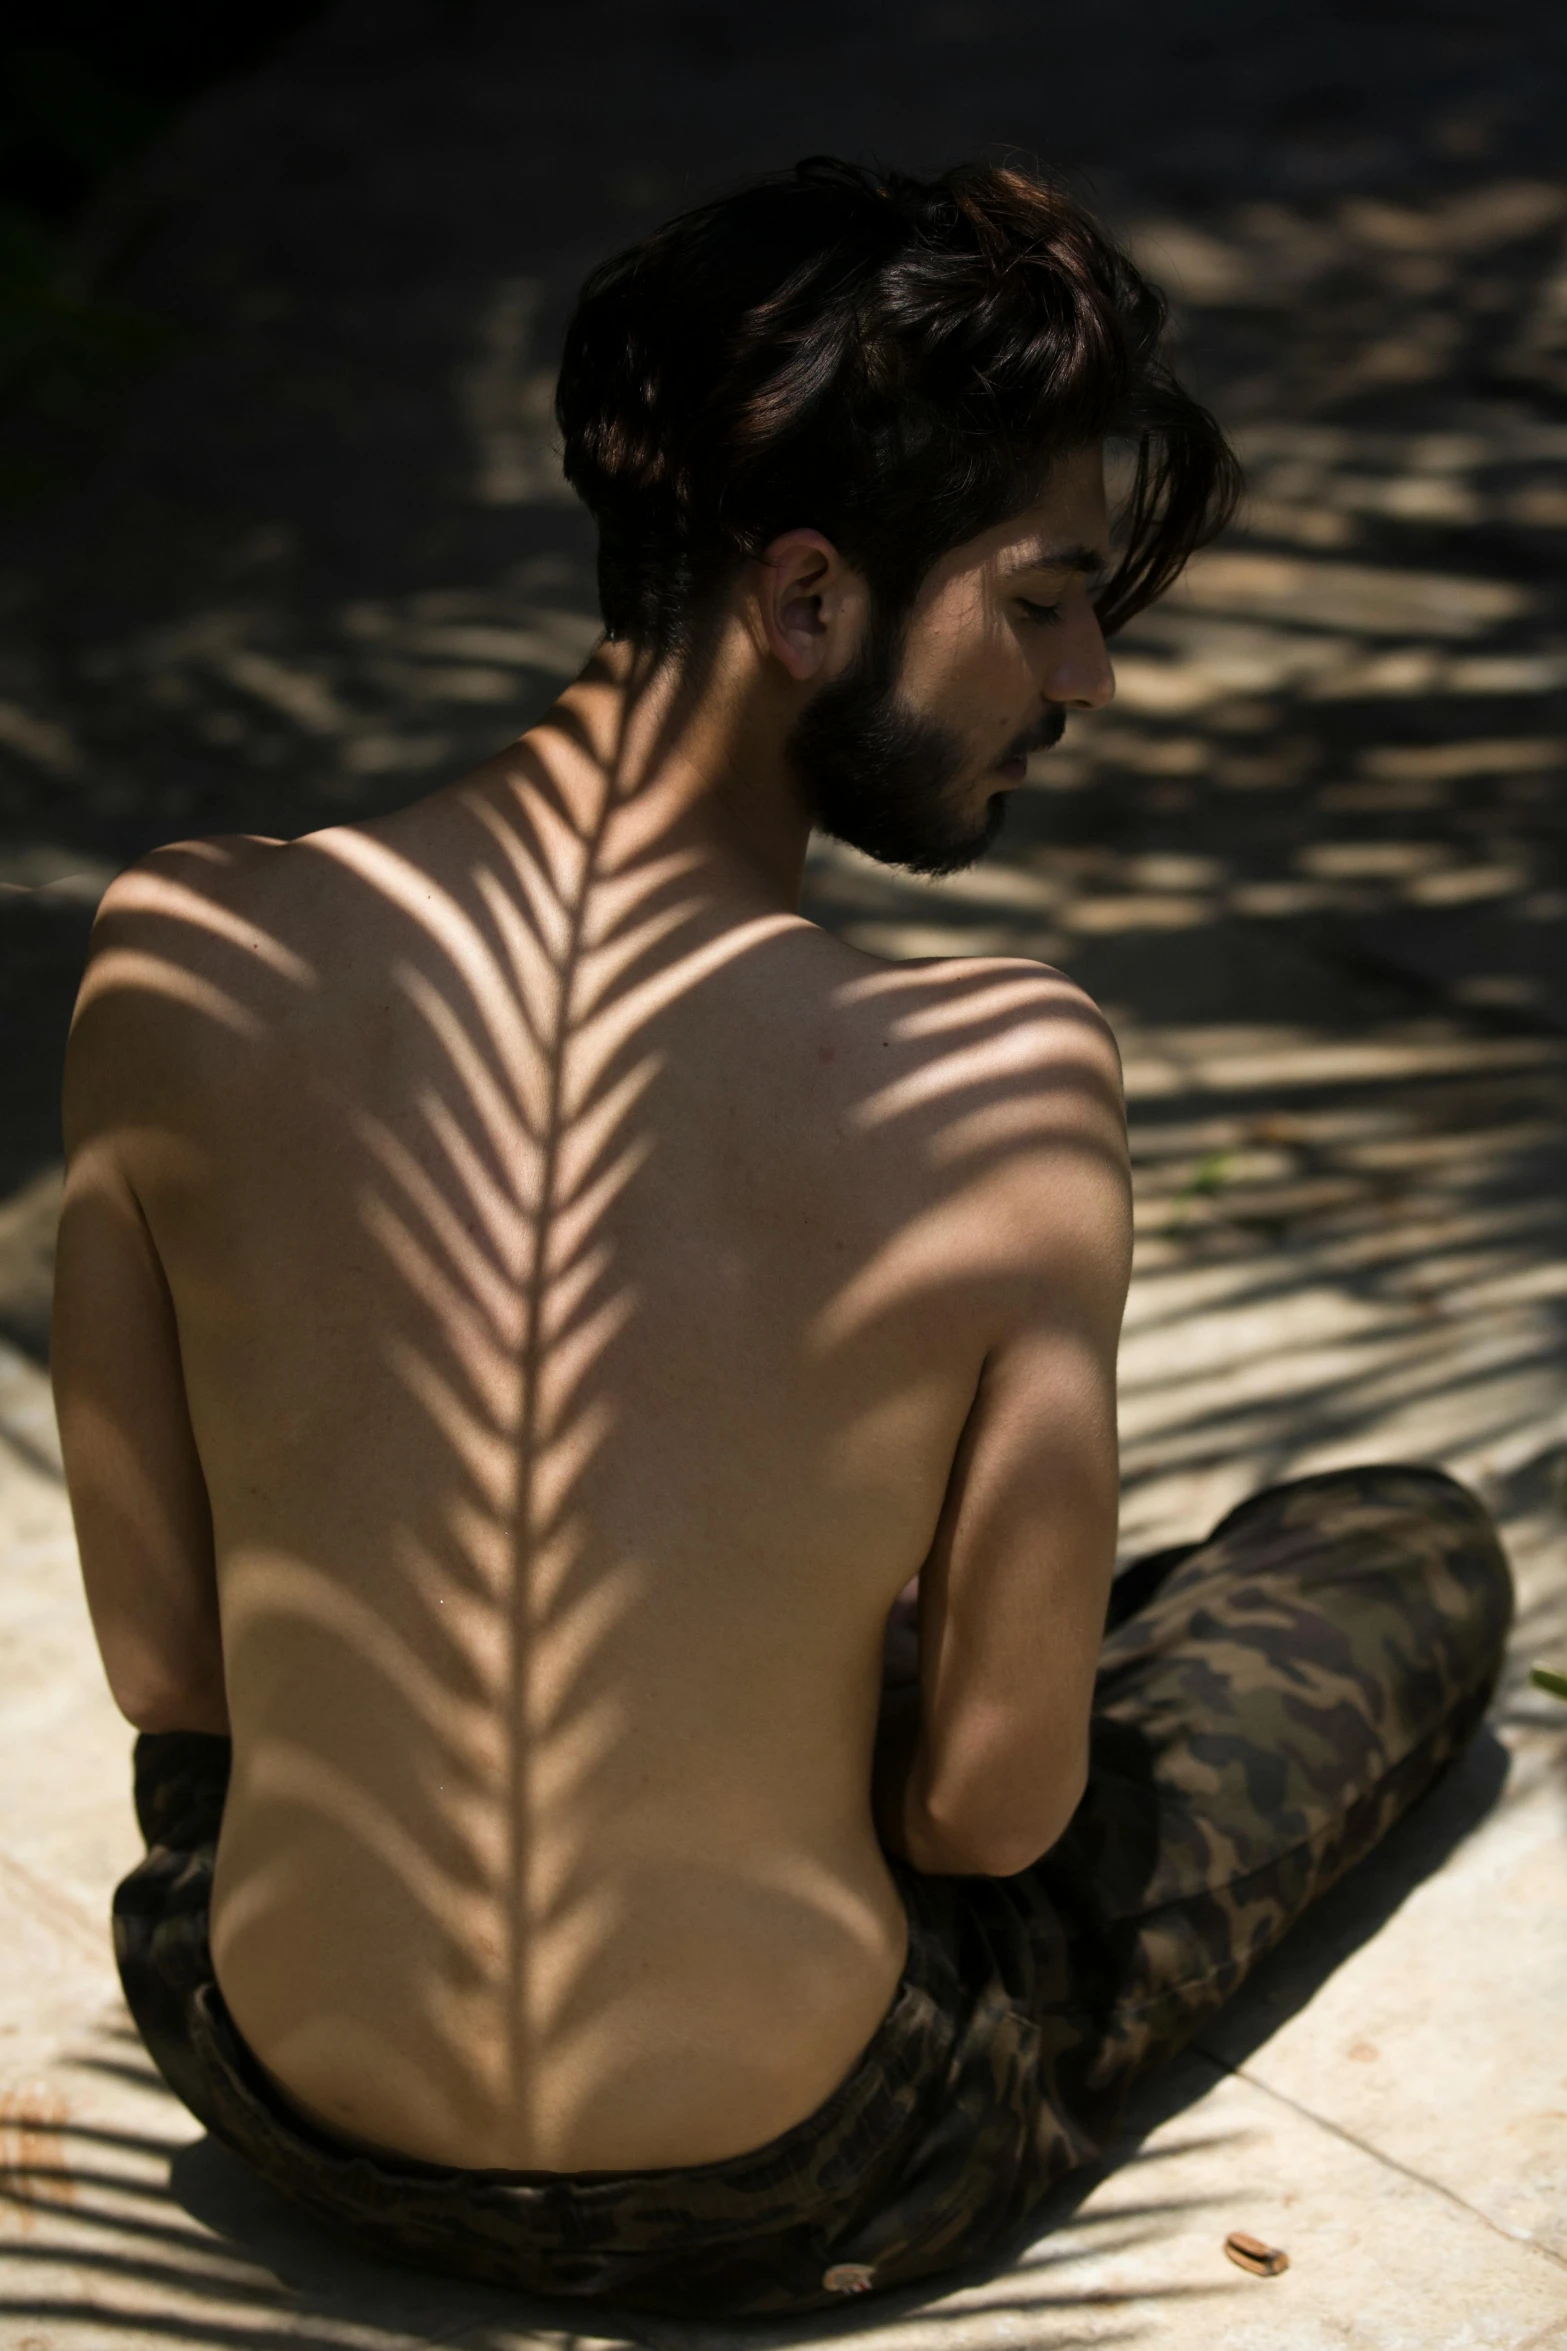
left=905, top=1750, right=1088, bottom=1879
left=110, top=1655, right=229, bottom=1738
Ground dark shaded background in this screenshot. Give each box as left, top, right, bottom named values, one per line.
left=2, top=0, right=1564, bottom=1362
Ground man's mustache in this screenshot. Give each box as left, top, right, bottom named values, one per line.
left=1003, top=706, right=1068, bottom=764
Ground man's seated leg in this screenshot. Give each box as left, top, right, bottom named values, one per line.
left=1040, top=1462, right=1513, bottom=2136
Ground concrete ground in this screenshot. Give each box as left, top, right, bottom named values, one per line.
left=2, top=2, right=1565, bottom=2343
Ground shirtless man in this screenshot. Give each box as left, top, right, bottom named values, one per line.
left=55, top=161, right=1511, bottom=2314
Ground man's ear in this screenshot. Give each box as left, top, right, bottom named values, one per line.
left=753, top=530, right=868, bottom=682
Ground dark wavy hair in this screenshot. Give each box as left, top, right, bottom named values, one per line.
left=556, top=157, right=1241, bottom=655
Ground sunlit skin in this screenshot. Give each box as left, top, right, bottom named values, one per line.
left=52, top=447, right=1129, bottom=2172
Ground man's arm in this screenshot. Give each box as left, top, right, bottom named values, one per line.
left=875, top=985, right=1131, bottom=1877
left=52, top=913, right=227, bottom=1736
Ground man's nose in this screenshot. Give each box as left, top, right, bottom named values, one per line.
left=1041, top=605, right=1115, bottom=711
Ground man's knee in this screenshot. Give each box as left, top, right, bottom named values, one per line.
left=1405, top=1465, right=1513, bottom=1682
left=1299, top=1462, right=1513, bottom=1700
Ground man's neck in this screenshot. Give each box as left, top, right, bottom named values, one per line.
left=534, top=634, right=816, bottom=914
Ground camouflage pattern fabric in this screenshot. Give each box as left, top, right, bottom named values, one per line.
left=114, top=1464, right=1511, bottom=2317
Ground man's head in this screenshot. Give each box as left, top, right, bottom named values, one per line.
left=776, top=449, right=1111, bottom=874
left=556, top=159, right=1239, bottom=870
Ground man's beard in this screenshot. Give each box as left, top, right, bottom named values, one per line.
left=786, top=608, right=1066, bottom=878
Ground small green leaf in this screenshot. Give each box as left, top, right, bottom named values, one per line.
left=1178, top=1151, right=1232, bottom=1202
left=1530, top=1665, right=1567, bottom=1702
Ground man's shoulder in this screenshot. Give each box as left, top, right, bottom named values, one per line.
left=840, top=948, right=1123, bottom=1102
left=66, top=835, right=297, bottom=1127
left=95, top=829, right=288, bottom=915
left=838, top=950, right=1130, bottom=1276
left=750, top=937, right=1129, bottom=1372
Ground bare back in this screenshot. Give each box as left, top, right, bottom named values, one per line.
left=55, top=734, right=1129, bottom=2171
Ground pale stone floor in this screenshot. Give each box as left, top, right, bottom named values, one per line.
left=3, top=1, right=1567, bottom=2341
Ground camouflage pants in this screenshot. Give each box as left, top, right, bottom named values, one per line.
left=115, top=1464, right=1511, bottom=2318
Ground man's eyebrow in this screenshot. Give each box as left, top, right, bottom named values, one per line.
left=1005, top=540, right=1110, bottom=578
